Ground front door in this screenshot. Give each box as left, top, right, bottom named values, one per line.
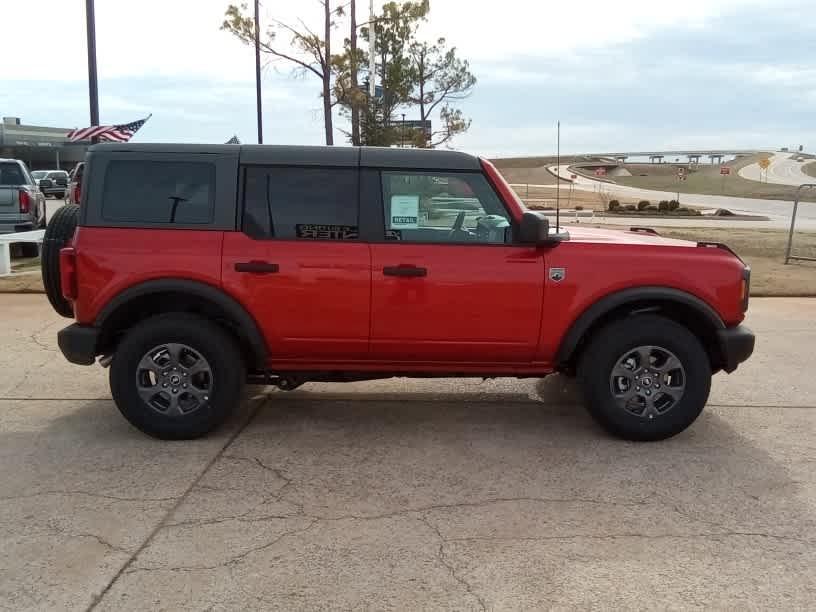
left=222, top=165, right=371, bottom=363
left=368, top=170, right=545, bottom=364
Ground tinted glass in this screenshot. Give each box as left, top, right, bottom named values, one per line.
left=380, top=171, right=511, bottom=244
left=101, top=160, right=214, bottom=224
left=31, top=171, right=47, bottom=179
left=0, top=163, right=25, bottom=186
left=243, top=166, right=359, bottom=240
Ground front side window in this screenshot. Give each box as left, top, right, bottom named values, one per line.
left=101, top=160, right=214, bottom=224
left=243, top=166, right=359, bottom=240
left=381, top=171, right=511, bottom=244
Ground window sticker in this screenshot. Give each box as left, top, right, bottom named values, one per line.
left=295, top=224, right=359, bottom=240
left=390, top=194, right=420, bottom=229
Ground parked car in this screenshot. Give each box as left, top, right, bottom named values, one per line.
left=31, top=169, right=69, bottom=199
left=0, top=159, right=46, bottom=242
left=43, top=143, right=754, bottom=441
left=66, top=162, right=84, bottom=205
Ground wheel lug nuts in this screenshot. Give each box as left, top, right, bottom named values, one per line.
left=636, top=386, right=641, bottom=391
left=646, top=390, right=651, bottom=396
left=182, top=384, right=187, bottom=388
left=172, top=388, right=178, bottom=393
left=183, top=372, right=187, bottom=377
left=162, top=383, right=168, bottom=388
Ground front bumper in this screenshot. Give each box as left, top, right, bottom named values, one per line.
left=717, top=325, right=755, bottom=373
left=57, top=324, right=99, bottom=365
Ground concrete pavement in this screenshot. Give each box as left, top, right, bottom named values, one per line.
left=739, top=153, right=815, bottom=187
left=1, top=294, right=815, bottom=609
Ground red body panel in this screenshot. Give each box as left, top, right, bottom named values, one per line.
left=221, top=233, right=371, bottom=362
left=370, top=243, right=545, bottom=363
left=73, top=228, right=225, bottom=324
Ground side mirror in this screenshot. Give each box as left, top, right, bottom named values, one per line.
left=518, top=211, right=552, bottom=245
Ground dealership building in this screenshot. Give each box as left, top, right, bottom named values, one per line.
left=0, top=116, right=87, bottom=171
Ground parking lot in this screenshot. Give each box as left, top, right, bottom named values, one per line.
left=1, top=293, right=815, bottom=610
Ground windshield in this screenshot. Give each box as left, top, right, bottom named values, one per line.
left=31, top=171, right=47, bottom=179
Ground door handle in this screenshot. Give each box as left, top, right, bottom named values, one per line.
left=235, top=261, right=279, bottom=274
left=383, top=265, right=427, bottom=277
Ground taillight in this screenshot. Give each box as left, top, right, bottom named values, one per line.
left=741, top=267, right=751, bottom=312
left=72, top=183, right=81, bottom=205
left=60, top=247, right=78, bottom=301
left=19, top=189, right=31, bottom=213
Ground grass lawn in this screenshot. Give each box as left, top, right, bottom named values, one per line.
left=803, top=161, right=816, bottom=179
left=613, top=153, right=816, bottom=202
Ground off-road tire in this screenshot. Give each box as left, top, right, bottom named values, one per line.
left=577, top=314, right=711, bottom=441
left=110, top=313, right=245, bottom=440
left=41, top=204, right=79, bottom=318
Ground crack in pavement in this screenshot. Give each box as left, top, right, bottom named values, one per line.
left=86, top=400, right=265, bottom=611
left=0, top=490, right=177, bottom=504
left=419, top=513, right=487, bottom=612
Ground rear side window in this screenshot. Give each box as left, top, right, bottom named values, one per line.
left=243, top=166, right=359, bottom=240
left=101, top=160, right=215, bottom=224
left=0, top=163, right=25, bottom=186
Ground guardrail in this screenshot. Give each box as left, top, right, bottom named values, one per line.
left=0, top=230, right=45, bottom=276
left=784, top=184, right=816, bottom=264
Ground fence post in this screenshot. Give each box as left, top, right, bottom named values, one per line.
left=785, top=184, right=816, bottom=264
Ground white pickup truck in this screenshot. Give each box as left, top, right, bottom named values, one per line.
left=0, top=159, right=46, bottom=248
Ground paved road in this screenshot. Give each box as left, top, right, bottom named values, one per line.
left=739, top=153, right=815, bottom=186
left=2, top=294, right=815, bottom=609
left=550, top=164, right=816, bottom=228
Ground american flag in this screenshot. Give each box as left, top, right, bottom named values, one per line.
left=66, top=114, right=151, bottom=143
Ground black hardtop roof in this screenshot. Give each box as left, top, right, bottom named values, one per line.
left=88, top=143, right=482, bottom=171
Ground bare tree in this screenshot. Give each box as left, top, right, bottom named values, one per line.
left=222, top=2, right=340, bottom=145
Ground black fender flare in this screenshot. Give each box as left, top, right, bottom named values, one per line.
left=95, top=278, right=268, bottom=368
left=555, top=286, right=725, bottom=366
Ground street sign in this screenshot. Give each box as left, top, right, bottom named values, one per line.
left=594, top=168, right=607, bottom=177
left=720, top=166, right=731, bottom=175
left=759, top=158, right=771, bottom=170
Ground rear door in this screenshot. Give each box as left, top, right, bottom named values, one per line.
left=367, top=169, right=545, bottom=364
left=221, top=163, right=371, bottom=363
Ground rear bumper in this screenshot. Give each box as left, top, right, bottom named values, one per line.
left=717, top=325, right=755, bottom=373
left=57, top=324, right=99, bottom=365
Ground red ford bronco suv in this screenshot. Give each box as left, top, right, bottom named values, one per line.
left=42, top=143, right=754, bottom=441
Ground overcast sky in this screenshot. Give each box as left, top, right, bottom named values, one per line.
left=2, top=0, right=814, bottom=156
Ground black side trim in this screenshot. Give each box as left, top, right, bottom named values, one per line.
left=717, top=325, right=755, bottom=373
left=555, top=286, right=726, bottom=365
left=95, top=279, right=268, bottom=367
left=58, top=323, right=100, bottom=365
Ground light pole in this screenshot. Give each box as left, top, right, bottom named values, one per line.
left=85, top=0, right=99, bottom=127
left=401, top=113, right=405, bottom=147
left=254, top=0, right=263, bottom=144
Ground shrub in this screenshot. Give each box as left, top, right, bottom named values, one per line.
left=575, top=205, right=584, bottom=210
left=624, top=204, right=637, bottom=211
left=658, top=200, right=670, bottom=212
left=646, top=205, right=658, bottom=211
left=668, top=199, right=680, bottom=211
left=637, top=200, right=651, bottom=210
left=608, top=199, right=620, bottom=211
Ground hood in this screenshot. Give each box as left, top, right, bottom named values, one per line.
left=562, top=225, right=695, bottom=247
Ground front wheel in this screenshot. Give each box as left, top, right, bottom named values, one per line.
left=578, top=315, right=711, bottom=441
left=110, top=313, right=245, bottom=439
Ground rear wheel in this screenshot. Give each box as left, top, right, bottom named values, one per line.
left=110, top=314, right=245, bottom=439
left=577, top=315, right=711, bottom=441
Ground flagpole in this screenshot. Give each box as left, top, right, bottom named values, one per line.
left=85, top=0, right=99, bottom=129
left=254, top=0, right=263, bottom=144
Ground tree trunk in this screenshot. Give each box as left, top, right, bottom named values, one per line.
left=323, top=0, right=334, bottom=145
left=349, top=0, right=360, bottom=145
